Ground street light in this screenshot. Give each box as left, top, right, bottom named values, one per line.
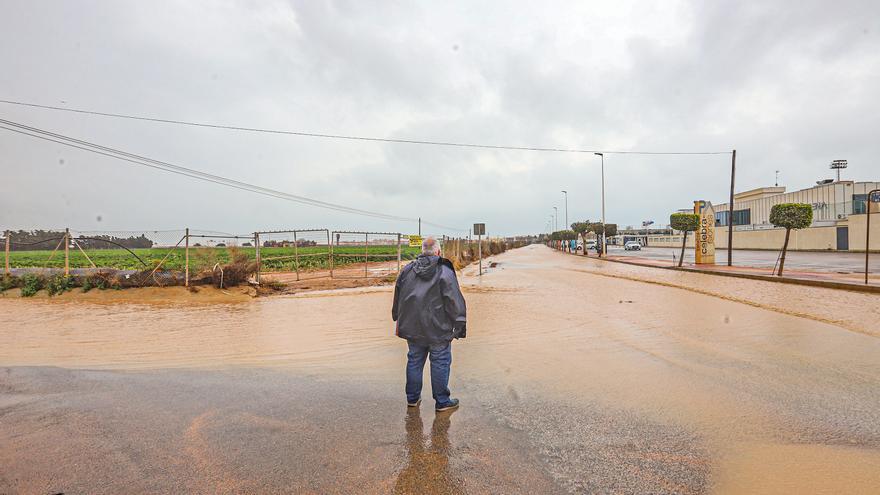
left=830, top=159, right=848, bottom=182
left=561, top=190, right=568, bottom=230
left=594, top=152, right=606, bottom=257
left=553, top=206, right=558, bottom=232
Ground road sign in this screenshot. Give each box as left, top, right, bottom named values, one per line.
left=408, top=235, right=423, bottom=248
left=473, top=223, right=486, bottom=236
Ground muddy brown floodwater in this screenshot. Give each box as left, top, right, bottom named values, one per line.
left=1, top=244, right=879, bottom=494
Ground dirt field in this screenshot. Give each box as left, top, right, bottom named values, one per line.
left=1, top=245, right=878, bottom=493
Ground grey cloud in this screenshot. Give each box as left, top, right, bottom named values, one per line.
left=2, top=0, right=878, bottom=236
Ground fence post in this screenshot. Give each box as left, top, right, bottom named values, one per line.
left=255, top=232, right=261, bottom=285
left=293, top=230, right=300, bottom=281
left=478, top=233, right=483, bottom=276
left=64, top=228, right=70, bottom=276
left=364, top=232, right=369, bottom=278
left=4, top=230, right=9, bottom=275
left=184, top=228, right=190, bottom=287
left=327, top=230, right=333, bottom=279
left=397, top=233, right=401, bottom=274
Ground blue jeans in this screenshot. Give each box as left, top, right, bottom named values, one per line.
left=406, top=341, right=452, bottom=406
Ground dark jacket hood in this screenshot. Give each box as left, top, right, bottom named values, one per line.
left=412, top=255, right=456, bottom=279
left=413, top=254, right=440, bottom=279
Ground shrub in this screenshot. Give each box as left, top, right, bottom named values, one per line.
left=0, top=275, right=16, bottom=292
left=20, top=273, right=45, bottom=297
left=45, top=274, right=74, bottom=296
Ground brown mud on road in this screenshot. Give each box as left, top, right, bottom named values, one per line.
left=2, top=244, right=879, bottom=493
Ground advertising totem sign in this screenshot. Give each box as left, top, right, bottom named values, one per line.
left=694, top=200, right=716, bottom=264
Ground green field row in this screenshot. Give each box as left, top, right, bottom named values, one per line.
left=6, top=245, right=421, bottom=272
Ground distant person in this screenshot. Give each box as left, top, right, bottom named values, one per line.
left=392, top=237, right=466, bottom=411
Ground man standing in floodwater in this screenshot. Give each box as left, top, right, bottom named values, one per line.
left=392, top=237, right=467, bottom=411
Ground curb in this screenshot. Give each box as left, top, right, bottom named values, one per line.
left=554, top=249, right=880, bottom=294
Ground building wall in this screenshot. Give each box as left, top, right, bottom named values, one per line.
left=713, top=226, right=838, bottom=250
left=847, top=211, right=880, bottom=253
left=713, top=181, right=880, bottom=227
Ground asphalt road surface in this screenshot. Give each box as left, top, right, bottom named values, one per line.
left=609, top=245, right=880, bottom=273
left=1, top=245, right=878, bottom=494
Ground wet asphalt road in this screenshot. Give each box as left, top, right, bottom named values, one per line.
left=2, top=244, right=879, bottom=493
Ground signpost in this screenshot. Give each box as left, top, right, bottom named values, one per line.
left=694, top=200, right=716, bottom=264
left=474, top=223, right=486, bottom=276
left=866, top=189, right=880, bottom=285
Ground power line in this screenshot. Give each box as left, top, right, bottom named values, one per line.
left=0, top=118, right=465, bottom=232
left=0, top=99, right=732, bottom=155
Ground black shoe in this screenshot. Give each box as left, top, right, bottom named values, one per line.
left=435, top=398, right=459, bottom=412
left=407, top=398, right=422, bottom=407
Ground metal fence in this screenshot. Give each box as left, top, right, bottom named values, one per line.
left=330, top=231, right=404, bottom=279
left=255, top=229, right=332, bottom=283
left=2, top=227, right=414, bottom=287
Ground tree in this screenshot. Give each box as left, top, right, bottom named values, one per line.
left=570, top=222, right=592, bottom=255
left=770, top=203, right=813, bottom=276
left=670, top=213, right=700, bottom=267
left=589, top=223, right=617, bottom=254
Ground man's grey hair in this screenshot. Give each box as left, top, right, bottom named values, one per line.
left=422, top=236, right=440, bottom=255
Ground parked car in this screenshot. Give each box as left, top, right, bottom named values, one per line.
left=624, top=241, right=642, bottom=251
left=585, top=240, right=597, bottom=250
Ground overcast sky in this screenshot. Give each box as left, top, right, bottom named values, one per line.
left=2, top=0, right=878, bottom=236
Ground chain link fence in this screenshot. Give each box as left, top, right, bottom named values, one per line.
left=330, top=231, right=408, bottom=279
left=1, top=227, right=422, bottom=288
left=255, top=229, right=333, bottom=283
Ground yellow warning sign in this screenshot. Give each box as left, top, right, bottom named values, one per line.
left=408, top=235, right=423, bottom=248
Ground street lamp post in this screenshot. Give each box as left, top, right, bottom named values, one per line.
left=561, top=190, right=568, bottom=230
left=594, top=153, right=606, bottom=258
left=553, top=207, right=558, bottom=232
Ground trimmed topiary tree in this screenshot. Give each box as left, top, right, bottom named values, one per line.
left=770, top=203, right=813, bottom=276
left=670, top=213, right=700, bottom=267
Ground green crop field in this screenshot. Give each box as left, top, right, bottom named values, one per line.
left=7, top=245, right=420, bottom=272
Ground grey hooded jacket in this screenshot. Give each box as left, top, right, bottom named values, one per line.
left=392, top=255, right=467, bottom=344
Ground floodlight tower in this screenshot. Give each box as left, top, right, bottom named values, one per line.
left=830, top=159, right=848, bottom=182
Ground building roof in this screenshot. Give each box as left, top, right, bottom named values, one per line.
left=733, top=186, right=786, bottom=201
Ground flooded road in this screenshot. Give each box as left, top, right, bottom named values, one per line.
left=1, top=244, right=879, bottom=493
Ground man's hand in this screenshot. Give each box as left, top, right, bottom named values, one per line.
left=453, top=321, right=467, bottom=339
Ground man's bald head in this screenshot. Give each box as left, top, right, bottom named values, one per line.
left=422, top=236, right=440, bottom=255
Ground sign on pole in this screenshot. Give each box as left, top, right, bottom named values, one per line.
left=694, top=200, right=716, bottom=265
left=473, top=223, right=486, bottom=276
left=408, top=235, right=423, bottom=248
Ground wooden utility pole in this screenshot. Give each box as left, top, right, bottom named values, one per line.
left=4, top=230, right=9, bottom=275
left=293, top=231, right=300, bottom=281
left=396, top=233, right=402, bottom=274
left=254, top=232, right=261, bottom=285
left=727, top=149, right=736, bottom=266
left=184, top=228, right=190, bottom=287
left=64, top=228, right=70, bottom=276
left=327, top=230, right=333, bottom=279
